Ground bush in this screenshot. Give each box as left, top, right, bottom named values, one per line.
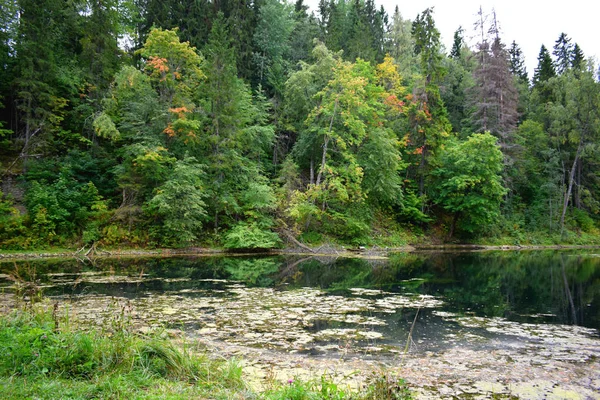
left=224, top=221, right=282, bottom=250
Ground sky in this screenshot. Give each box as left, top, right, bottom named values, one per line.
left=304, top=0, right=600, bottom=78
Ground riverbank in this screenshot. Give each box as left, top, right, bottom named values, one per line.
left=2, top=243, right=600, bottom=261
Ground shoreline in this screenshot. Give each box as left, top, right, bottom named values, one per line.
left=1, top=243, right=600, bottom=261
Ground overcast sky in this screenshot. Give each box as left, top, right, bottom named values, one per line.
left=304, top=0, right=600, bottom=78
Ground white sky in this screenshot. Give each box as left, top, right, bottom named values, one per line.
left=304, top=0, right=600, bottom=77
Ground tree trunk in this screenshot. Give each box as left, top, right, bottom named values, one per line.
left=560, top=141, right=583, bottom=236
left=575, top=160, right=582, bottom=209
left=447, top=211, right=460, bottom=240
left=315, top=99, right=338, bottom=187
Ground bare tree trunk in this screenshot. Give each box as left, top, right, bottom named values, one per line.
left=560, top=141, right=583, bottom=236
left=575, top=160, right=582, bottom=209
left=310, top=157, right=314, bottom=185
left=315, top=99, right=338, bottom=187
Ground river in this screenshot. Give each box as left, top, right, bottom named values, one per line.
left=1, top=250, right=599, bottom=398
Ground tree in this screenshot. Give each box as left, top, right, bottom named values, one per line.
left=286, top=49, right=406, bottom=236
left=200, top=14, right=275, bottom=232
left=409, top=7, right=452, bottom=202
left=253, top=0, right=295, bottom=92
left=145, top=157, right=207, bottom=246
left=288, top=0, right=321, bottom=68
left=469, top=8, right=518, bottom=145
left=571, top=43, right=585, bottom=70
left=10, top=0, right=86, bottom=168
left=432, top=133, right=506, bottom=238
left=508, top=41, right=528, bottom=83
left=545, top=68, right=600, bottom=235
left=449, top=26, right=464, bottom=60
left=386, top=5, right=416, bottom=82
left=552, top=33, right=573, bottom=75
left=532, top=45, right=556, bottom=103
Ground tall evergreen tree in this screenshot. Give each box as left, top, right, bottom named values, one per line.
left=410, top=7, right=451, bottom=202
left=552, top=32, right=573, bottom=75
left=253, top=0, right=295, bottom=92
left=532, top=45, right=556, bottom=103
left=508, top=40, right=528, bottom=83
left=571, top=43, right=585, bottom=70
left=469, top=9, right=518, bottom=145
left=386, top=5, right=415, bottom=82
left=533, top=45, right=556, bottom=86
left=201, top=14, right=275, bottom=232
left=507, top=40, right=530, bottom=123
left=449, top=26, right=464, bottom=60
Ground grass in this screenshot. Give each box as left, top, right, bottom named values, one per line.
left=0, top=305, right=412, bottom=399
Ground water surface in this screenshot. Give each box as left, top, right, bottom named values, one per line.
left=1, top=250, right=598, bottom=358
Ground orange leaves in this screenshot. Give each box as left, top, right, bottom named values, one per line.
left=163, top=124, right=176, bottom=137
left=169, top=106, right=190, bottom=118
left=148, top=56, right=169, bottom=74
left=384, top=94, right=405, bottom=112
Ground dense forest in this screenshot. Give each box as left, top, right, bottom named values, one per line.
left=0, top=0, right=599, bottom=249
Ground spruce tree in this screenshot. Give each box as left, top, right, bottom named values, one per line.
left=508, top=40, right=528, bottom=83
left=571, top=43, right=585, bottom=70
left=552, top=33, right=573, bottom=75
left=449, top=26, right=464, bottom=59
left=532, top=45, right=556, bottom=103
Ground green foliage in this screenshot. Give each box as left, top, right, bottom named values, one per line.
left=2, top=0, right=600, bottom=248
left=432, top=133, right=506, bottom=236
left=145, top=157, right=208, bottom=247
left=224, top=221, right=281, bottom=250
left=0, top=307, right=246, bottom=397
left=0, top=191, right=26, bottom=248
left=360, top=370, right=412, bottom=399
left=24, top=169, right=108, bottom=246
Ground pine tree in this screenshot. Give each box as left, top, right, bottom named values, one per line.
left=532, top=45, right=556, bottom=103
left=386, top=5, right=415, bottom=82
left=552, top=32, right=573, bottom=75
left=469, top=9, right=518, bottom=145
left=533, top=45, right=556, bottom=85
left=571, top=43, right=585, bottom=70
left=507, top=40, right=530, bottom=123
left=449, top=26, right=464, bottom=59
left=508, top=40, right=528, bottom=83
left=253, top=0, right=295, bottom=92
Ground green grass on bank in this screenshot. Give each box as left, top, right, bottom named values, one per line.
left=0, top=306, right=412, bottom=399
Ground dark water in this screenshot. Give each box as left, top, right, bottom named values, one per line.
left=1, top=250, right=599, bottom=355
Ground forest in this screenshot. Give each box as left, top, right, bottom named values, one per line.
left=1, top=0, right=599, bottom=249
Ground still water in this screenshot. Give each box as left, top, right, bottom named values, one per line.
left=1, top=250, right=599, bottom=358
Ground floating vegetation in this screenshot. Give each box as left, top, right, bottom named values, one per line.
left=1, top=253, right=599, bottom=399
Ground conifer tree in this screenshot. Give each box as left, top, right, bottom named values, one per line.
left=386, top=5, right=415, bottom=82
left=571, top=43, right=585, bottom=70
left=533, top=45, right=556, bottom=85
left=552, top=32, right=573, bottom=75
left=508, top=40, right=528, bottom=83
left=469, top=9, right=518, bottom=145
left=449, top=27, right=464, bottom=60
left=532, top=45, right=556, bottom=103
